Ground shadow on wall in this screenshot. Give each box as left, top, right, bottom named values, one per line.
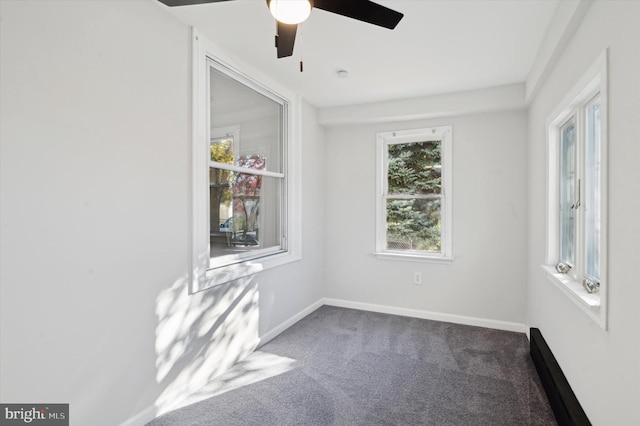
left=153, top=275, right=260, bottom=417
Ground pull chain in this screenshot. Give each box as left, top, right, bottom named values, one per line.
left=299, top=23, right=304, bottom=72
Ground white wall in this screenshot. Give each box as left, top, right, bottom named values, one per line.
left=526, top=1, right=640, bottom=425
left=0, top=1, right=325, bottom=425
left=256, top=101, right=326, bottom=340
left=323, top=95, right=529, bottom=328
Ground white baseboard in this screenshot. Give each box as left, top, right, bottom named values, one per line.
left=322, top=298, right=526, bottom=333
left=257, top=298, right=324, bottom=347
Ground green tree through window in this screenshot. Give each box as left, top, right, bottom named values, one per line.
left=386, top=141, right=442, bottom=252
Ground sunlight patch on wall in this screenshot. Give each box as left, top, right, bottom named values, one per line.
left=154, top=275, right=260, bottom=415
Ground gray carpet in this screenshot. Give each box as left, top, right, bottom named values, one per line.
left=148, top=306, right=557, bottom=426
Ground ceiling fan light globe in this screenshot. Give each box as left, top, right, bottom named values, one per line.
left=269, top=0, right=312, bottom=25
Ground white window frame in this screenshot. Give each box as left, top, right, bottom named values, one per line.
left=191, top=30, right=302, bottom=293
left=375, top=126, right=453, bottom=263
left=543, top=50, right=608, bottom=329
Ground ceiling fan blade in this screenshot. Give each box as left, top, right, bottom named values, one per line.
left=313, top=0, right=403, bottom=29
left=158, top=0, right=232, bottom=7
left=276, top=22, right=297, bottom=58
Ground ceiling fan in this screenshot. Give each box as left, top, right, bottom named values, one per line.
left=158, top=0, right=404, bottom=59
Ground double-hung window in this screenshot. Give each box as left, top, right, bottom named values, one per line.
left=191, top=32, right=301, bottom=293
left=209, top=122, right=285, bottom=264
left=544, top=51, right=608, bottom=328
left=376, top=126, right=453, bottom=262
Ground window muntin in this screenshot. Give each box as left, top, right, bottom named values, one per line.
left=376, top=126, right=452, bottom=261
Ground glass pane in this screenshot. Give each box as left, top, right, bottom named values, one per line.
left=237, top=154, right=267, bottom=172
left=210, top=168, right=282, bottom=258
left=387, top=141, right=441, bottom=195
left=585, top=103, right=601, bottom=279
left=210, top=67, right=283, bottom=173
left=210, top=137, right=234, bottom=165
left=559, top=119, right=576, bottom=266
left=386, top=198, right=441, bottom=253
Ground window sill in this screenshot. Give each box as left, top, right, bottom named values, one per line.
left=374, top=252, right=453, bottom=264
left=192, top=250, right=301, bottom=293
left=540, top=265, right=604, bottom=328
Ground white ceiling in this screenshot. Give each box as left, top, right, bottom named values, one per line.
left=159, top=0, right=558, bottom=108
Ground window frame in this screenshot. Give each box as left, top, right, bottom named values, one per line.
left=543, top=50, right=608, bottom=329
left=191, top=30, right=302, bottom=293
left=375, top=126, right=453, bottom=263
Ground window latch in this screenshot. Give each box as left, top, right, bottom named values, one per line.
left=583, top=277, right=600, bottom=294
left=555, top=262, right=572, bottom=274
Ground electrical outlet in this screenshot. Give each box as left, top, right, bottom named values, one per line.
left=413, top=272, right=423, bottom=285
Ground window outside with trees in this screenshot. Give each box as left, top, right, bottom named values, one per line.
left=376, top=126, right=452, bottom=262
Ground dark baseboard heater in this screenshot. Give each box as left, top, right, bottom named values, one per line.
left=529, top=328, right=591, bottom=426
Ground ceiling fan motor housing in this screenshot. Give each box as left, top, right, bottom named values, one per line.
left=267, top=0, right=314, bottom=25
